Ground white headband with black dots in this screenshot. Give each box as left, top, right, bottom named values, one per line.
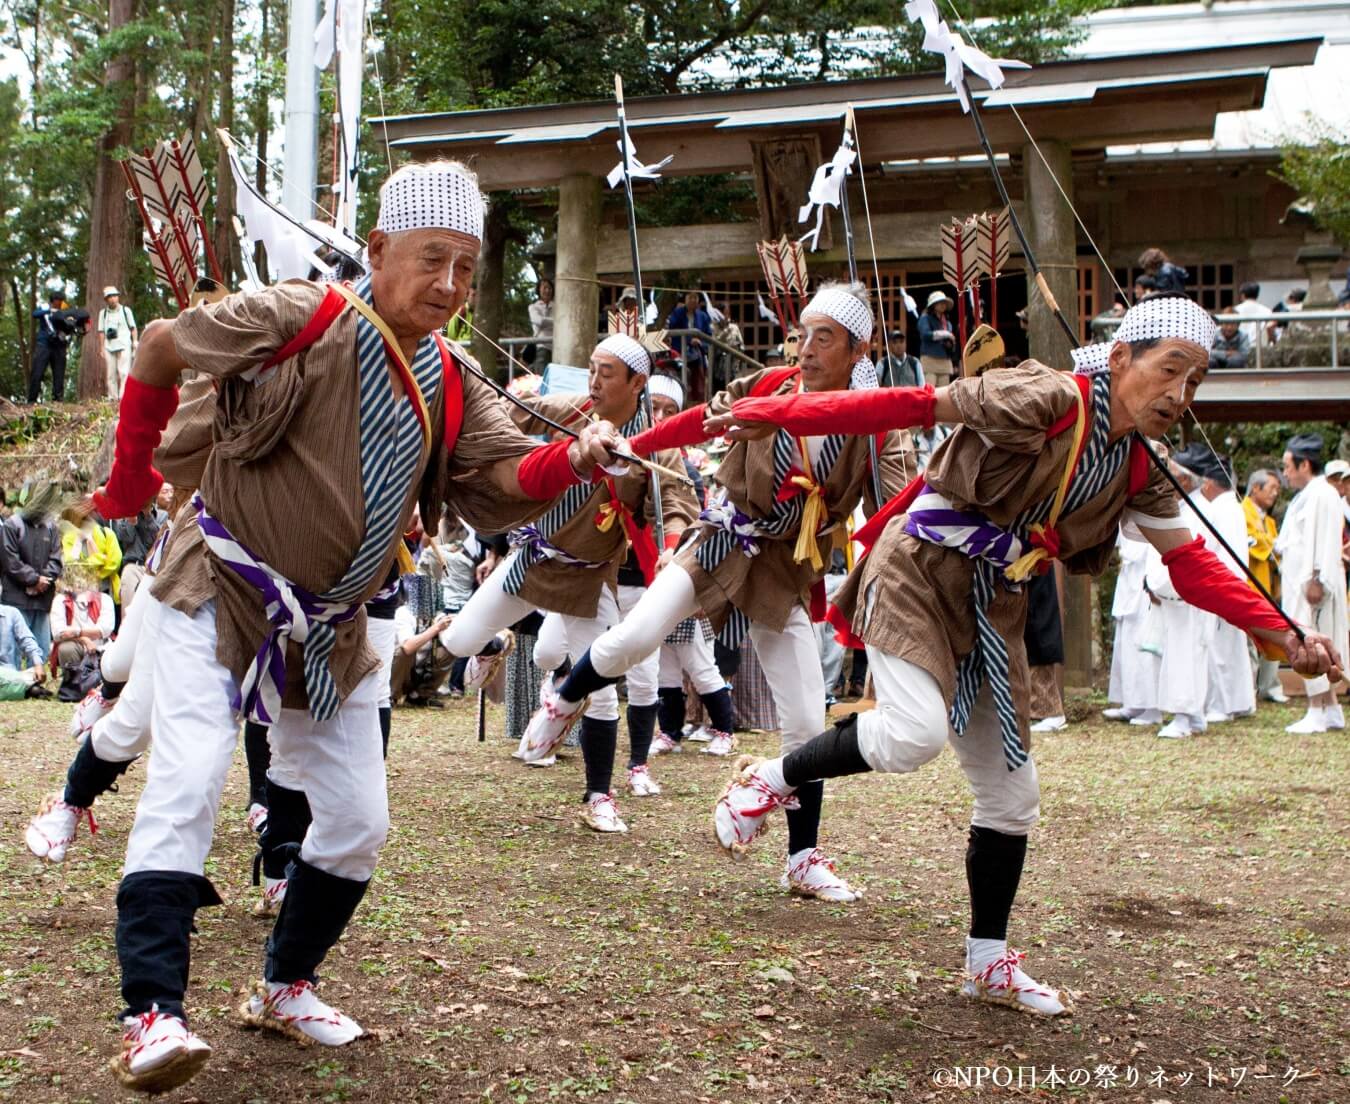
left=647, top=373, right=684, bottom=409
left=800, top=287, right=877, bottom=390
left=802, top=286, right=874, bottom=344
left=375, top=163, right=485, bottom=242
left=1071, top=295, right=1216, bottom=375
left=595, top=334, right=652, bottom=377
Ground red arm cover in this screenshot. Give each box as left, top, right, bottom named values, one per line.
left=729, top=385, right=936, bottom=437
left=515, top=439, right=583, bottom=501
left=1162, top=536, right=1291, bottom=658
left=92, top=377, right=180, bottom=520
left=627, top=404, right=708, bottom=456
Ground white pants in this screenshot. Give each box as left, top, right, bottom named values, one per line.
left=440, top=550, right=544, bottom=658
left=104, top=346, right=132, bottom=399
left=267, top=668, right=387, bottom=881
left=528, top=588, right=645, bottom=722
left=615, top=584, right=658, bottom=708
left=90, top=593, right=164, bottom=765
left=124, top=602, right=388, bottom=882
left=101, top=577, right=152, bottom=684
left=658, top=633, right=723, bottom=696
left=533, top=612, right=568, bottom=671
left=366, top=614, right=398, bottom=710
left=590, top=563, right=825, bottom=750
left=856, top=649, right=1040, bottom=836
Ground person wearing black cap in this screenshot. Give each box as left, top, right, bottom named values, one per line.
left=1276, top=434, right=1347, bottom=733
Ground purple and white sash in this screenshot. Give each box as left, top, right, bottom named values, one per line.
left=903, top=488, right=1024, bottom=569
left=901, top=371, right=1129, bottom=771
left=194, top=493, right=363, bottom=725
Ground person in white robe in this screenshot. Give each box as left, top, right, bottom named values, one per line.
left=1179, top=450, right=1257, bottom=722
left=1277, top=434, right=1348, bottom=733
left=1105, top=533, right=1161, bottom=723
left=1146, top=454, right=1214, bottom=738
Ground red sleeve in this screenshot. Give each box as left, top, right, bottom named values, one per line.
left=729, top=386, right=936, bottom=437
left=1162, top=535, right=1291, bottom=659
left=92, top=378, right=181, bottom=520
left=515, top=439, right=582, bottom=500
left=627, top=404, right=709, bottom=456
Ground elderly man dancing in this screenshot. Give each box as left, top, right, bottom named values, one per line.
left=705, top=293, right=1341, bottom=1016
left=91, top=160, right=621, bottom=1093
left=523, top=282, right=913, bottom=901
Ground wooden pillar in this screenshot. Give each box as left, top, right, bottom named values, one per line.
left=1024, top=139, right=1093, bottom=688
left=554, top=172, right=602, bottom=370
left=473, top=196, right=509, bottom=380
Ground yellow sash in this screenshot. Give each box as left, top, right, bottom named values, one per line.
left=1003, top=382, right=1088, bottom=583
left=789, top=383, right=847, bottom=572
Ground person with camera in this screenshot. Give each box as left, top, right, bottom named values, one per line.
left=97, top=286, right=139, bottom=399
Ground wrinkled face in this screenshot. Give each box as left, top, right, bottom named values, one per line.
left=588, top=350, right=645, bottom=422
left=797, top=311, right=858, bottom=393
left=1252, top=476, right=1280, bottom=511
left=367, top=228, right=479, bottom=339
left=1109, top=338, right=1209, bottom=439
left=1282, top=451, right=1313, bottom=491
left=650, top=394, right=680, bottom=424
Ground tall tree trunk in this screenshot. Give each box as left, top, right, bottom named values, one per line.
left=79, top=0, right=137, bottom=401
left=472, top=197, right=510, bottom=380
left=9, top=278, right=29, bottom=378
left=213, top=0, right=238, bottom=286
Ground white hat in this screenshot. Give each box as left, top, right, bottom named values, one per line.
left=103, top=286, right=120, bottom=298
left=375, top=160, right=485, bottom=242
left=647, top=373, right=684, bottom=409
left=926, top=289, right=954, bottom=309
left=802, top=286, right=873, bottom=344
left=595, top=334, right=651, bottom=377
left=1070, top=294, right=1217, bottom=375
left=1326, top=459, right=1350, bottom=480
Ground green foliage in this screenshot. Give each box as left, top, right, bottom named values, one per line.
left=1278, top=119, right=1350, bottom=247
left=0, top=0, right=280, bottom=399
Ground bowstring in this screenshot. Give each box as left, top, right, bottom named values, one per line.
left=941, top=0, right=1234, bottom=500
left=847, top=111, right=912, bottom=487
left=222, top=128, right=347, bottom=228
left=366, top=11, right=395, bottom=174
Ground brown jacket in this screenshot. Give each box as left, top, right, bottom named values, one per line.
left=833, top=360, right=1180, bottom=737
left=678, top=368, right=916, bottom=633
left=508, top=394, right=699, bottom=617
left=152, top=280, right=547, bottom=709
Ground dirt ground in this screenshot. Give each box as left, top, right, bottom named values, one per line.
left=0, top=692, right=1345, bottom=1103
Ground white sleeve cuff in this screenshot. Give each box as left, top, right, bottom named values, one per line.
left=1120, top=509, right=1189, bottom=542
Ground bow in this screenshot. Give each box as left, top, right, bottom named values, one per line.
left=610, top=73, right=668, bottom=550
left=903, top=1, right=1303, bottom=641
